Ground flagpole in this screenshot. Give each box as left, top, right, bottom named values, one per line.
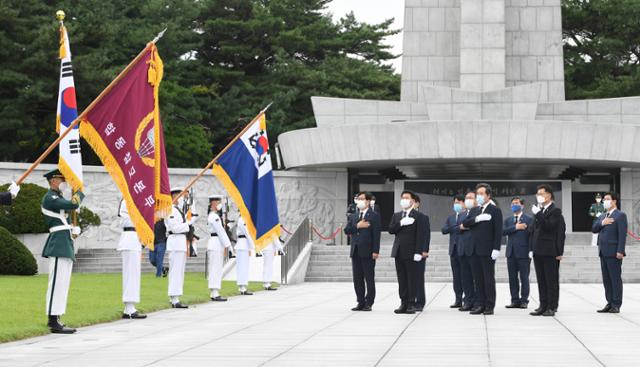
left=173, top=102, right=273, bottom=203
left=15, top=23, right=167, bottom=185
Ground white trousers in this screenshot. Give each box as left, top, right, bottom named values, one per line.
left=45, top=257, right=73, bottom=316
left=121, top=250, right=141, bottom=303
left=262, top=249, right=275, bottom=286
left=168, top=251, right=187, bottom=297
left=591, top=233, right=599, bottom=247
left=207, top=249, right=225, bottom=290
left=236, top=249, right=250, bottom=286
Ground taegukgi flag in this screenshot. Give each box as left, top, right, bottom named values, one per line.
left=56, top=21, right=83, bottom=191
left=212, top=113, right=280, bottom=251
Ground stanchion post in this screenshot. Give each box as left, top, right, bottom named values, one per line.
left=340, top=224, right=344, bottom=246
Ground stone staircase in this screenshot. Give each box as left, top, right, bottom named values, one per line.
left=306, top=233, right=640, bottom=283
left=74, top=248, right=208, bottom=273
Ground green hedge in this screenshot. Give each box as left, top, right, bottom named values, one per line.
left=0, top=183, right=101, bottom=234
left=0, top=226, right=37, bottom=275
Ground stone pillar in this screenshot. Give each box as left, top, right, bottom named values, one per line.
left=459, top=0, right=505, bottom=92
left=620, top=168, right=638, bottom=235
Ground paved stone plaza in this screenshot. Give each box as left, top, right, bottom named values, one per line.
left=2, top=282, right=639, bottom=367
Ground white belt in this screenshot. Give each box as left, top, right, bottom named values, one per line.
left=49, top=225, right=72, bottom=233
left=41, top=207, right=70, bottom=226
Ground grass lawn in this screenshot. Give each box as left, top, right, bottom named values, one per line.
left=0, top=272, right=267, bottom=343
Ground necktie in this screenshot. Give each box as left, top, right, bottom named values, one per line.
left=359, top=212, right=364, bottom=221
left=402, top=211, right=407, bottom=218
left=515, top=216, right=519, bottom=224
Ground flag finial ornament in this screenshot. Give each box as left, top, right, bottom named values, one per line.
left=56, top=10, right=65, bottom=22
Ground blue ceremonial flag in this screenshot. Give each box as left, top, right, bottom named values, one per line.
left=212, top=112, right=280, bottom=251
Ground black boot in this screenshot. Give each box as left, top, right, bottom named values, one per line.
left=48, top=316, right=76, bottom=334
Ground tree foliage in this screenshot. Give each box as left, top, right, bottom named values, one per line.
left=0, top=0, right=400, bottom=167
left=563, top=0, right=640, bottom=99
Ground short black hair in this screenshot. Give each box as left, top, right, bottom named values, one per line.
left=465, top=190, right=476, bottom=198
left=454, top=194, right=465, bottom=202
left=401, top=190, right=417, bottom=200
left=536, top=184, right=554, bottom=199
left=511, top=196, right=525, bottom=205
left=414, top=194, right=421, bottom=203
left=604, top=192, right=619, bottom=202
left=357, top=191, right=373, bottom=201
left=371, top=195, right=376, bottom=201
left=476, top=183, right=492, bottom=197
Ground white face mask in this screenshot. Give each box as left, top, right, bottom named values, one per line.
left=596, top=198, right=602, bottom=203
left=476, top=194, right=486, bottom=206
left=353, top=198, right=358, bottom=205
left=216, top=203, right=223, bottom=211
left=536, top=195, right=546, bottom=205
left=370, top=200, right=376, bottom=206
left=603, top=200, right=613, bottom=210
left=58, top=182, right=69, bottom=195
left=356, top=200, right=367, bottom=210
left=400, top=198, right=412, bottom=210
left=177, top=197, right=185, bottom=207
left=464, top=198, right=475, bottom=209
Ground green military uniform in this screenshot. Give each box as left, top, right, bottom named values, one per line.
left=589, top=202, right=606, bottom=224
left=41, top=189, right=85, bottom=261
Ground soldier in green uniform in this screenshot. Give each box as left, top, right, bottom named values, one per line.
left=589, top=193, right=606, bottom=246
left=41, top=169, right=85, bottom=334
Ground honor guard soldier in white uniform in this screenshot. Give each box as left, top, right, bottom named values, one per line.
left=41, top=169, right=84, bottom=334
left=207, top=195, right=232, bottom=301
left=117, top=199, right=147, bottom=319
left=261, top=237, right=284, bottom=291
left=235, top=216, right=255, bottom=295
left=165, top=187, right=190, bottom=308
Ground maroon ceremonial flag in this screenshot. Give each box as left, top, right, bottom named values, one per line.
left=79, top=43, right=171, bottom=247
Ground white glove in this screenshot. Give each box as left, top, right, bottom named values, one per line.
left=596, top=212, right=603, bottom=217
left=528, top=251, right=533, bottom=259
left=8, top=181, right=19, bottom=197
left=400, top=217, right=415, bottom=226
left=475, top=213, right=492, bottom=223
left=413, top=254, right=422, bottom=262
left=72, top=226, right=81, bottom=235
left=531, top=205, right=541, bottom=215
left=491, top=250, right=500, bottom=260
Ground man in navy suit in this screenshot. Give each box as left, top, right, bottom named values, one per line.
left=529, top=184, right=566, bottom=317
left=462, top=183, right=503, bottom=315
left=502, top=196, right=533, bottom=309
left=389, top=190, right=427, bottom=314
left=592, top=192, right=627, bottom=313
left=441, top=194, right=465, bottom=308
left=344, top=191, right=381, bottom=311
left=457, top=191, right=477, bottom=312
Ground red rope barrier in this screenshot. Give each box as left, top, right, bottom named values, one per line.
left=280, top=225, right=293, bottom=235
left=312, top=225, right=341, bottom=241
left=627, top=230, right=640, bottom=241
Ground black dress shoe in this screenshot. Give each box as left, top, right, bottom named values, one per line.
left=240, top=291, right=254, bottom=295
left=361, top=305, right=372, bottom=312
left=405, top=306, right=417, bottom=314
left=459, top=305, right=473, bottom=312
left=542, top=309, right=556, bottom=317
left=505, top=303, right=521, bottom=309
left=162, top=267, right=169, bottom=277
left=415, top=306, right=424, bottom=312
left=48, top=316, right=76, bottom=334
left=450, top=302, right=462, bottom=308
left=530, top=309, right=545, bottom=316
left=394, top=306, right=407, bottom=314
left=597, top=304, right=611, bottom=313
left=519, top=303, right=529, bottom=309
left=609, top=307, right=620, bottom=313
left=171, top=302, right=188, bottom=309
left=483, top=308, right=494, bottom=315
left=211, top=296, right=228, bottom=302
left=264, top=286, right=278, bottom=291
left=351, top=304, right=365, bottom=311
left=122, top=312, right=147, bottom=319
left=470, top=307, right=485, bottom=315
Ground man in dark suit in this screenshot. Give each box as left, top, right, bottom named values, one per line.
left=462, top=183, right=503, bottom=315
left=389, top=190, right=426, bottom=314
left=370, top=195, right=381, bottom=214
left=502, top=196, right=533, bottom=309
left=344, top=191, right=381, bottom=311
left=441, top=194, right=465, bottom=308
left=458, top=191, right=477, bottom=311
left=1, top=182, right=20, bottom=205
left=413, top=195, right=430, bottom=312
left=529, top=184, right=566, bottom=317
left=592, top=192, right=627, bottom=313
